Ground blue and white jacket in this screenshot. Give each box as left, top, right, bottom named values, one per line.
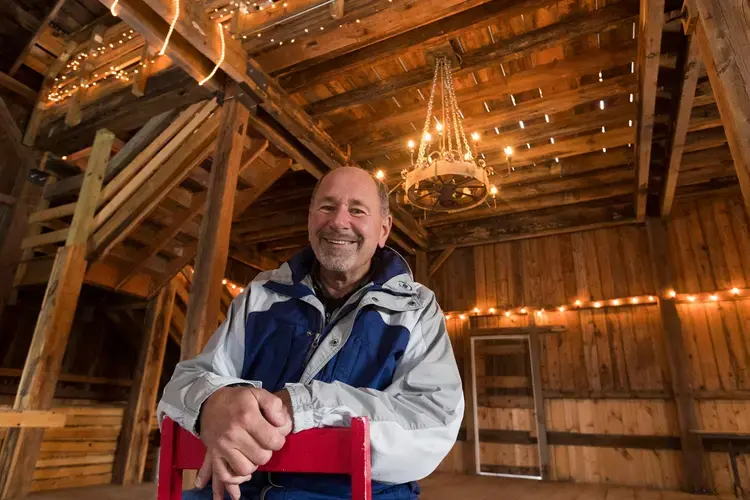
left=157, top=246, right=464, bottom=499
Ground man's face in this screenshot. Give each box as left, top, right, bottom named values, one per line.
left=308, top=167, right=392, bottom=274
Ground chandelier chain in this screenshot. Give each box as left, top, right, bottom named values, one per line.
left=417, top=60, right=440, bottom=166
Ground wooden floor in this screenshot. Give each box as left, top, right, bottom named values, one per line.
left=28, top=473, right=729, bottom=500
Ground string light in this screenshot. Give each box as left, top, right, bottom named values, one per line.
left=473, top=307, right=481, bottom=313
left=731, top=287, right=740, bottom=295
left=687, top=295, right=696, bottom=302
left=668, top=290, right=677, bottom=298
left=445, top=314, right=451, bottom=320
left=558, top=306, right=565, bottom=312
left=199, top=21, right=226, bottom=86
left=489, top=308, right=496, bottom=314
left=612, top=299, right=620, bottom=306
left=160, top=0, right=180, bottom=56
left=222, top=279, right=227, bottom=284
left=520, top=307, right=527, bottom=314
left=594, top=301, right=602, bottom=308
left=505, top=311, right=511, bottom=317
left=631, top=297, right=639, bottom=304
left=710, top=295, right=719, bottom=301
left=459, top=314, right=466, bottom=321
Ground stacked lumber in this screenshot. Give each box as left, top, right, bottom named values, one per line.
left=0, top=403, right=159, bottom=492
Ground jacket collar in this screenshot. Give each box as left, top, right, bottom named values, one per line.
left=264, top=246, right=417, bottom=300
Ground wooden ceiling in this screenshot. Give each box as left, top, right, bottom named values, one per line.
left=0, top=0, right=742, bottom=291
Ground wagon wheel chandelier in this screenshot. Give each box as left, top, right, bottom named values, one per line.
left=397, top=55, right=506, bottom=214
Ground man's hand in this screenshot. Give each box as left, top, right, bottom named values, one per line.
left=196, top=386, right=292, bottom=500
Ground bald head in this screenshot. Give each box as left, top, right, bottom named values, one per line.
left=310, top=167, right=390, bottom=218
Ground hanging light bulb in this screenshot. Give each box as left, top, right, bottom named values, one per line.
left=423, top=132, right=432, bottom=142
left=489, top=185, right=498, bottom=196
left=375, top=170, right=385, bottom=180
left=471, top=132, right=480, bottom=142
left=407, top=139, right=415, bottom=151
left=436, top=121, right=443, bottom=133
left=504, top=146, right=513, bottom=157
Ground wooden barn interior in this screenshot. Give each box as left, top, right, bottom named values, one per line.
left=0, top=0, right=749, bottom=499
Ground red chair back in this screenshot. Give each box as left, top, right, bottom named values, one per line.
left=157, top=417, right=372, bottom=500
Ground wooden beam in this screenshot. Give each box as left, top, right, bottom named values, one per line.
left=304, top=2, right=638, bottom=117
left=230, top=247, right=279, bottom=272
left=35, top=67, right=210, bottom=154
left=333, top=44, right=637, bottom=144
left=114, top=280, right=176, bottom=484
left=0, top=411, right=66, bottom=429
left=329, top=0, right=344, bottom=19
left=131, top=42, right=152, bottom=97
left=660, top=34, right=701, bottom=217
left=689, top=0, right=750, bottom=222
left=634, top=0, right=665, bottom=221
left=90, top=105, right=220, bottom=261
left=527, top=317, right=549, bottom=479
left=277, top=0, right=555, bottom=93
left=428, top=247, right=455, bottom=279
left=415, top=251, right=428, bottom=285
left=0, top=97, right=40, bottom=317
left=645, top=218, right=708, bottom=493
left=8, top=0, right=66, bottom=76
left=0, top=129, right=115, bottom=500
left=0, top=72, right=36, bottom=103
left=430, top=199, right=634, bottom=250
left=424, top=180, right=633, bottom=227
left=181, top=83, right=249, bottom=360
left=43, top=109, right=178, bottom=201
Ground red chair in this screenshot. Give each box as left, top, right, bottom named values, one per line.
left=157, top=417, right=372, bottom=500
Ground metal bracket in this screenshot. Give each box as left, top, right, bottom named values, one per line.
left=425, top=42, right=461, bottom=69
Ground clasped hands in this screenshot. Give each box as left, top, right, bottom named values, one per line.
left=196, top=386, right=293, bottom=500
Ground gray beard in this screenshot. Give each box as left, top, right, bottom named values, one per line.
left=317, top=246, right=358, bottom=273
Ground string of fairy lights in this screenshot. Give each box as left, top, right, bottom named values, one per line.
left=443, top=287, right=746, bottom=321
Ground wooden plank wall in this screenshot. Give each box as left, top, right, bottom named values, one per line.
left=0, top=401, right=159, bottom=492
left=432, top=193, right=750, bottom=492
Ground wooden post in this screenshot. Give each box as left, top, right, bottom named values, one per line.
left=0, top=129, right=115, bottom=500
left=660, top=33, right=701, bottom=217
left=415, top=251, right=429, bottom=285
left=0, top=97, right=39, bottom=317
left=527, top=318, right=550, bottom=479
left=180, top=83, right=249, bottom=360
left=634, top=0, right=665, bottom=221
left=688, top=0, right=750, bottom=221
left=115, top=280, right=176, bottom=484
left=646, top=218, right=708, bottom=493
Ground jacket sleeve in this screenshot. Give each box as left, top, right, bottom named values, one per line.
left=156, top=289, right=260, bottom=435
left=284, top=294, right=464, bottom=484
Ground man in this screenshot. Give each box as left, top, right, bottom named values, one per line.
left=157, top=166, right=464, bottom=500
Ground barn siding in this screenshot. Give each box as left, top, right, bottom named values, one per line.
left=433, top=194, right=750, bottom=492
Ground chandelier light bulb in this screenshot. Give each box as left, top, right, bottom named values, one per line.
left=375, top=170, right=385, bottom=180
left=436, top=122, right=443, bottom=133
left=668, top=290, right=677, bottom=298
left=505, top=311, right=511, bottom=317
left=520, top=307, right=527, bottom=314
left=731, top=287, right=740, bottom=295
left=407, top=139, right=415, bottom=150
left=489, top=185, right=498, bottom=196
left=504, top=146, right=513, bottom=157
left=423, top=132, right=432, bottom=142
left=471, top=132, right=480, bottom=142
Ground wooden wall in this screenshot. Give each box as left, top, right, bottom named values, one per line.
left=431, top=193, right=750, bottom=493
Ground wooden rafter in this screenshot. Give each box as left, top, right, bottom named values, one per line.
left=8, top=0, right=66, bottom=76
left=660, top=34, right=701, bottom=217
left=303, top=2, right=638, bottom=118
left=688, top=0, right=750, bottom=222
left=277, top=0, right=555, bottom=93
left=98, top=0, right=428, bottom=251
left=428, top=247, right=455, bottom=279
left=333, top=44, right=636, bottom=145
left=634, top=0, right=665, bottom=221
